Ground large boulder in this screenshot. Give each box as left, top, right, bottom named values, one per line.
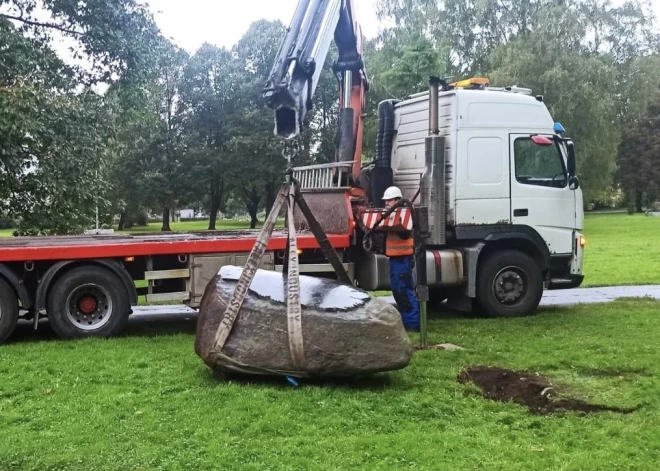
left=195, top=266, right=414, bottom=378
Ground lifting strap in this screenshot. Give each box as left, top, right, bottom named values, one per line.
left=285, top=183, right=307, bottom=370
left=211, top=184, right=288, bottom=353
left=211, top=182, right=348, bottom=373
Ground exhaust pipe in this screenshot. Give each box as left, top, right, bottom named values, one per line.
left=420, top=77, right=446, bottom=246
left=429, top=76, right=440, bottom=136
left=371, top=99, right=398, bottom=203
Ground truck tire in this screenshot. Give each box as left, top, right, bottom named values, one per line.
left=46, top=266, right=130, bottom=340
left=0, top=278, right=19, bottom=344
left=476, top=250, right=543, bottom=318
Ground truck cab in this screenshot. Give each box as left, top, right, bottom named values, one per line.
left=353, top=79, right=585, bottom=317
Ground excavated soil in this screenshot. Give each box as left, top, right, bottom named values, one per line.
left=457, top=366, right=639, bottom=415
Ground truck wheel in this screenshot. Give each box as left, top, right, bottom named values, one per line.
left=0, top=278, right=19, bottom=344
left=476, top=250, right=543, bottom=318
left=46, top=266, right=130, bottom=340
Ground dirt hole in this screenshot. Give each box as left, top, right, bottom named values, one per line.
left=458, top=366, right=639, bottom=415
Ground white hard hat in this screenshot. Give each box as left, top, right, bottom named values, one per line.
left=382, top=186, right=403, bottom=200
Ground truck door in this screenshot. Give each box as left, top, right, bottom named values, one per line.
left=509, top=134, right=576, bottom=255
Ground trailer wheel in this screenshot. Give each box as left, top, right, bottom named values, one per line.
left=46, top=266, right=130, bottom=340
left=476, top=250, right=543, bottom=318
left=0, top=278, right=19, bottom=344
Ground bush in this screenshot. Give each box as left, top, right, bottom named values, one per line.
left=589, top=187, right=626, bottom=210
left=0, top=215, right=16, bottom=230
left=135, top=211, right=149, bottom=226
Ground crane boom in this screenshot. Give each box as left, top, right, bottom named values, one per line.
left=263, top=0, right=368, bottom=180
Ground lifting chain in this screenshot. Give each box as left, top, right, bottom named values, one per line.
left=282, top=138, right=301, bottom=166
left=282, top=137, right=303, bottom=184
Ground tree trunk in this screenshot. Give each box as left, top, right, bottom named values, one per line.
left=118, top=211, right=127, bottom=231
left=208, top=174, right=224, bottom=230
left=245, top=187, right=260, bottom=229
left=635, top=190, right=643, bottom=213
left=264, top=180, right=276, bottom=216
left=162, top=208, right=171, bottom=231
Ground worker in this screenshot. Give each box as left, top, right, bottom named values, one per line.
left=382, top=186, right=420, bottom=332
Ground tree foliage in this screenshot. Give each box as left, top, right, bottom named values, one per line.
left=1, top=0, right=165, bottom=234
left=0, top=81, right=109, bottom=235
left=179, top=44, right=239, bottom=229
left=617, top=99, right=660, bottom=212
left=1, top=0, right=163, bottom=83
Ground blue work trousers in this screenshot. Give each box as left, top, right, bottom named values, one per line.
left=389, top=255, right=420, bottom=331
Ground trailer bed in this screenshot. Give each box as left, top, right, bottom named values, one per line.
left=0, top=230, right=351, bottom=262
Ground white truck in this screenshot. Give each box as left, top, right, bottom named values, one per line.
left=290, top=77, right=585, bottom=318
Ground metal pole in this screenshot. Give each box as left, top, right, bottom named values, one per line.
left=417, top=76, right=441, bottom=350
left=95, top=170, right=99, bottom=231
left=420, top=299, right=428, bottom=349
left=414, top=206, right=429, bottom=350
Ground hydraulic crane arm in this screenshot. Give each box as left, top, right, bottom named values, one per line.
left=263, top=0, right=368, bottom=180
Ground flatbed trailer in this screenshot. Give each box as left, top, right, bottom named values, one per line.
left=0, top=228, right=355, bottom=344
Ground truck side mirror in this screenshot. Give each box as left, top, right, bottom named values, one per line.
left=566, top=141, right=576, bottom=176
left=569, top=175, right=580, bottom=190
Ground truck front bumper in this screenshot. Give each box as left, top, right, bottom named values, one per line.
left=546, top=230, right=585, bottom=290
left=547, top=274, right=584, bottom=290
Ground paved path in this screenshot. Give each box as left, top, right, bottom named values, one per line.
left=537, top=285, right=660, bottom=307
left=382, top=285, right=660, bottom=308
left=130, top=285, right=660, bottom=320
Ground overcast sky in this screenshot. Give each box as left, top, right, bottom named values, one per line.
left=146, top=0, right=660, bottom=54
left=147, top=0, right=382, bottom=52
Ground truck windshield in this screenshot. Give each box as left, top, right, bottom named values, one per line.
left=514, top=137, right=567, bottom=188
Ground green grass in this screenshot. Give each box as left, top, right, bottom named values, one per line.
left=582, top=213, right=660, bottom=287
left=118, top=219, right=275, bottom=234
left=2, top=299, right=659, bottom=470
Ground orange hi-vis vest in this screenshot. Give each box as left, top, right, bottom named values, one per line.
left=385, top=232, right=414, bottom=257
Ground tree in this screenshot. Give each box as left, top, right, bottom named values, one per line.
left=0, top=0, right=163, bottom=84
left=0, top=0, right=166, bottom=235
left=617, top=98, right=660, bottom=212
left=489, top=6, right=619, bottom=202
left=0, top=81, right=110, bottom=235
left=228, top=20, right=290, bottom=228
left=179, top=44, right=240, bottom=229
left=138, top=45, right=196, bottom=231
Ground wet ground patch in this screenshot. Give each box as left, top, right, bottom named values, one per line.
left=458, top=366, right=640, bottom=415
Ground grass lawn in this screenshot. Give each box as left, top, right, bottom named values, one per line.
left=2, top=298, right=659, bottom=470
left=582, top=213, right=660, bottom=287
left=118, top=219, right=277, bottom=233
